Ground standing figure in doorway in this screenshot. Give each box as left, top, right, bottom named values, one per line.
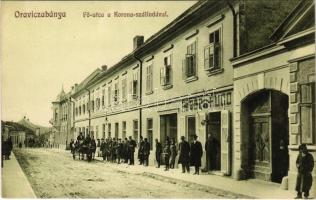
left=295, top=144, right=314, bottom=199
left=205, top=133, right=220, bottom=171
left=143, top=138, right=150, bottom=166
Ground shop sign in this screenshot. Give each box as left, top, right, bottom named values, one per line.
left=181, top=91, right=231, bottom=112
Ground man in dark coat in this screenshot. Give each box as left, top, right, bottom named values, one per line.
left=295, top=144, right=314, bottom=199
left=205, top=133, right=220, bottom=171
left=155, top=139, right=162, bottom=168
left=100, top=138, right=107, bottom=161
left=116, top=139, right=123, bottom=164
left=69, top=139, right=75, bottom=154
left=123, top=138, right=129, bottom=163
left=6, top=137, right=13, bottom=160
left=170, top=138, right=177, bottom=169
left=190, top=135, right=203, bottom=175
left=143, top=138, right=150, bottom=166
left=178, top=136, right=190, bottom=173
left=138, top=136, right=145, bottom=165
left=128, top=136, right=136, bottom=165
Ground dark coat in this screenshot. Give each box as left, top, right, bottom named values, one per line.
left=190, top=141, right=203, bottom=167
left=170, top=144, right=177, bottom=158
left=143, top=141, right=150, bottom=156
left=138, top=140, right=145, bottom=159
left=129, top=139, right=136, bottom=152
left=295, top=152, right=314, bottom=192
left=178, top=141, right=190, bottom=164
left=156, top=142, right=162, bottom=156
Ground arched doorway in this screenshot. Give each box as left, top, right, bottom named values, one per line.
left=241, top=89, right=289, bottom=183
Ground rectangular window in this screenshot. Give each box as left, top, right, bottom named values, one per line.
left=114, top=82, right=119, bottom=104
left=115, top=123, right=119, bottom=139
left=83, top=103, right=85, bottom=114
left=79, top=106, right=81, bottom=115
left=205, top=29, right=221, bottom=71
left=102, top=124, right=106, bottom=139
left=187, top=116, right=196, bottom=143
left=108, top=123, right=111, bottom=138
left=147, top=118, right=153, bottom=150
left=102, top=89, right=105, bottom=107
left=300, top=82, right=315, bottom=144
left=133, top=120, right=138, bottom=143
left=91, top=100, right=95, bottom=112
left=122, top=121, right=127, bottom=139
left=146, top=65, right=153, bottom=93
left=161, top=55, right=172, bottom=86
left=132, top=80, right=138, bottom=99
left=183, top=41, right=197, bottom=79
left=122, top=78, right=127, bottom=101
left=108, top=86, right=112, bottom=106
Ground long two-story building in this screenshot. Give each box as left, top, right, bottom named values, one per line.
left=52, top=0, right=315, bottom=195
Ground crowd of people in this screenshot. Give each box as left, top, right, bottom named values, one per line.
left=69, top=132, right=222, bottom=175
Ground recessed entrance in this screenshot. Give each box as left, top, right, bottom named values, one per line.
left=206, top=112, right=221, bottom=171
left=160, top=113, right=177, bottom=144
left=241, top=90, right=289, bottom=183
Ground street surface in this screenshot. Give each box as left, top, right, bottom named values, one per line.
left=14, top=148, right=246, bottom=198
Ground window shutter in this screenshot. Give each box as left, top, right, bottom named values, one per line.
left=160, top=67, right=165, bottom=85
left=221, top=110, right=230, bottom=175
left=204, top=46, right=210, bottom=70
left=182, top=59, right=187, bottom=80
left=169, top=54, right=173, bottom=84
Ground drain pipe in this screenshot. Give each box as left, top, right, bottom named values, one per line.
left=226, top=0, right=238, bottom=57
left=133, top=54, right=143, bottom=138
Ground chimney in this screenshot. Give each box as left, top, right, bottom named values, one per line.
left=101, top=65, right=108, bottom=71
left=133, top=35, right=144, bottom=50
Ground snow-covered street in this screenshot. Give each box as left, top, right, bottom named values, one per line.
left=14, top=148, right=246, bottom=198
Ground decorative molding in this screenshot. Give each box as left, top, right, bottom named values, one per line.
left=184, top=29, right=199, bottom=40
left=206, top=14, right=225, bottom=28
left=132, top=64, right=139, bottom=70
left=163, top=44, right=174, bottom=53
left=121, top=71, right=127, bottom=76
left=114, top=76, right=119, bottom=80
left=145, top=55, right=154, bottom=62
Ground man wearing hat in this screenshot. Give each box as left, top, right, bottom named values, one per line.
left=190, top=135, right=203, bottom=175
left=295, top=144, right=314, bottom=199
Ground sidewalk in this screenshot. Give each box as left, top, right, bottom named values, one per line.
left=95, top=156, right=296, bottom=199
left=1, top=152, right=37, bottom=198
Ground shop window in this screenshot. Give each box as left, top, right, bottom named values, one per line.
left=300, top=82, right=315, bottom=144
left=204, top=29, right=221, bottom=71
left=108, top=123, right=111, bottom=138
left=102, top=124, right=106, bottom=139
left=133, top=120, right=139, bottom=143
left=122, top=121, right=127, bottom=139
left=183, top=41, right=197, bottom=80
left=161, top=55, right=172, bottom=87
left=146, top=64, right=153, bottom=93
left=147, top=118, right=153, bottom=150
left=187, top=116, right=196, bottom=143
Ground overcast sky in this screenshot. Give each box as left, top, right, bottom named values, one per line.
left=1, top=1, right=196, bottom=126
